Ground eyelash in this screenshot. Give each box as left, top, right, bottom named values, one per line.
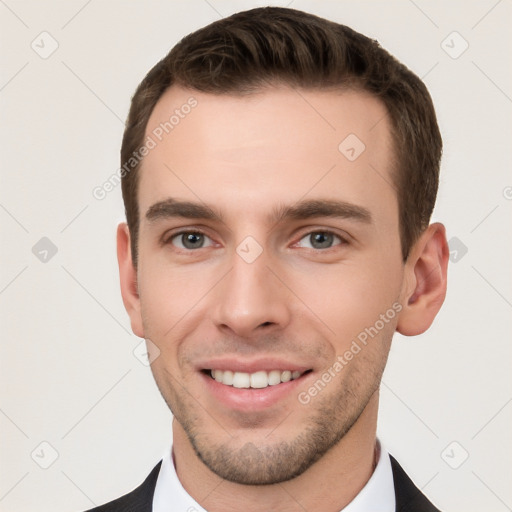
left=162, top=229, right=214, bottom=248
left=293, top=230, right=348, bottom=250
left=163, top=228, right=349, bottom=251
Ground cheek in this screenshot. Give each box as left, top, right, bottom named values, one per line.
left=137, top=258, right=213, bottom=336
left=291, top=258, right=403, bottom=346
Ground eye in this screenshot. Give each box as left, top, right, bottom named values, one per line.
left=169, top=231, right=214, bottom=250
left=296, top=231, right=344, bottom=250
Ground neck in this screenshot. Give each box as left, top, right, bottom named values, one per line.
left=172, top=393, right=380, bottom=512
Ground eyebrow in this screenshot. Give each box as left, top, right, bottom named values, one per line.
left=145, top=199, right=223, bottom=222
left=270, top=199, right=372, bottom=224
left=145, top=198, right=372, bottom=225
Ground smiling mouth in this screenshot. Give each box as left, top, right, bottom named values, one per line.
left=207, top=369, right=312, bottom=389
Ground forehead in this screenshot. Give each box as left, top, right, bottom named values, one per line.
left=139, top=85, right=396, bottom=225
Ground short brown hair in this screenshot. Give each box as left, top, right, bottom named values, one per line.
left=121, top=6, right=442, bottom=265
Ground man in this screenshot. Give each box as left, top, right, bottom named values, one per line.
left=88, top=6, right=448, bottom=511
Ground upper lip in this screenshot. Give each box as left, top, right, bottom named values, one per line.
left=196, top=357, right=311, bottom=374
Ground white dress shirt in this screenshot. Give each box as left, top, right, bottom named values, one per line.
left=153, top=439, right=395, bottom=512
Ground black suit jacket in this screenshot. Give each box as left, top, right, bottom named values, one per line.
left=85, top=455, right=441, bottom=512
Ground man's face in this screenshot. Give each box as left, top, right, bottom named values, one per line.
left=129, top=86, right=407, bottom=484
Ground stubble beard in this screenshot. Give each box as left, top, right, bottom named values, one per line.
left=154, top=358, right=385, bottom=486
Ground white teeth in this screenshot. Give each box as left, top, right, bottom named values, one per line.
left=281, top=370, right=292, bottom=383
left=232, top=372, right=250, bottom=388
left=268, top=370, right=281, bottom=386
left=210, top=369, right=303, bottom=388
left=222, top=370, right=234, bottom=386
left=250, top=371, right=268, bottom=389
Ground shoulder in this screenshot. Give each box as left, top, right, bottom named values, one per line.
left=83, top=461, right=162, bottom=512
left=390, top=455, right=442, bottom=512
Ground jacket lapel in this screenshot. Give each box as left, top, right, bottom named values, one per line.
left=390, top=456, right=441, bottom=512
left=85, top=461, right=161, bottom=512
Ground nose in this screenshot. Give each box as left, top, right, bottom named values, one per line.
left=211, top=250, right=292, bottom=339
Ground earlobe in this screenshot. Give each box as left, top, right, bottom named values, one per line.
left=117, top=223, right=145, bottom=338
left=396, top=223, right=449, bottom=336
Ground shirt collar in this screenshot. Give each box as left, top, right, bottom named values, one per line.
left=341, top=440, right=395, bottom=512
left=153, top=439, right=395, bottom=512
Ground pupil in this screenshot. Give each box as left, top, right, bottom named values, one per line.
left=311, top=232, right=332, bottom=249
left=183, top=233, right=203, bottom=248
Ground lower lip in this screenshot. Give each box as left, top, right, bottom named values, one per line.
left=201, top=372, right=307, bottom=411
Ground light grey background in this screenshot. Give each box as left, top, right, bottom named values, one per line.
left=1, top=1, right=511, bottom=511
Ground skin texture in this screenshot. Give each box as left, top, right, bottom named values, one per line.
left=117, top=85, right=449, bottom=512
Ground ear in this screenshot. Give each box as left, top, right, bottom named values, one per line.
left=117, top=223, right=144, bottom=338
left=396, top=222, right=449, bottom=336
